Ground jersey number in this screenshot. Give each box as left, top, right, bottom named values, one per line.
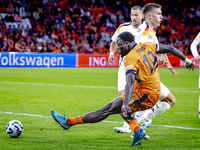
left=143, top=51, right=158, bottom=73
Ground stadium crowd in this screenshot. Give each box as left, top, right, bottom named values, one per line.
left=0, top=0, right=199, bottom=54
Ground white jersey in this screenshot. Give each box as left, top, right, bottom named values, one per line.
left=135, top=21, right=159, bottom=51
left=112, top=21, right=159, bottom=50
left=111, top=22, right=138, bottom=42
left=190, top=32, right=200, bottom=59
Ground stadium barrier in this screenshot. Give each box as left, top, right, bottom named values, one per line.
left=0, top=52, right=76, bottom=67
left=77, top=54, right=120, bottom=67
left=0, top=53, right=198, bottom=68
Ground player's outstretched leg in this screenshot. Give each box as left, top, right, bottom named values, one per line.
left=51, top=97, right=123, bottom=129
left=51, top=110, right=71, bottom=130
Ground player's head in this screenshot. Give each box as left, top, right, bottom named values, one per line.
left=130, top=6, right=144, bottom=28
left=117, top=32, right=135, bottom=57
left=142, top=3, right=163, bottom=28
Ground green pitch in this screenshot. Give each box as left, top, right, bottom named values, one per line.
left=0, top=68, right=200, bottom=150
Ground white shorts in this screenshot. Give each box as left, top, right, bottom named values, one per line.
left=159, top=82, right=170, bottom=100
left=118, top=57, right=126, bottom=91
left=117, top=57, right=170, bottom=99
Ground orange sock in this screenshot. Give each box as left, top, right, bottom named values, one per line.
left=129, top=120, right=140, bottom=133
left=66, top=115, right=84, bottom=126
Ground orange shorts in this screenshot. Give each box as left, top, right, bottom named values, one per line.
left=120, top=89, right=160, bottom=113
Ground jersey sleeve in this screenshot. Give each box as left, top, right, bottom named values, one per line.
left=111, top=24, right=123, bottom=42
left=124, top=53, right=139, bottom=75
left=190, top=32, right=200, bottom=59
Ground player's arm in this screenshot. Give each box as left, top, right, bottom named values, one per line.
left=157, top=44, right=195, bottom=70
left=158, top=54, right=178, bottom=76
left=190, top=36, right=200, bottom=65
left=107, top=41, right=117, bottom=66
left=121, top=72, right=135, bottom=118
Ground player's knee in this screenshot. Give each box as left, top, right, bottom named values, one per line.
left=168, top=93, right=176, bottom=106
left=101, top=97, right=122, bottom=115
left=171, top=95, right=176, bottom=106
left=161, top=92, right=176, bottom=107
left=101, top=102, right=112, bottom=113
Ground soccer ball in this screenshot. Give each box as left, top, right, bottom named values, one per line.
left=6, top=120, right=23, bottom=138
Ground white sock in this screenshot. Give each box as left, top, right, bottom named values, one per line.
left=135, top=110, right=148, bottom=121
left=123, top=121, right=130, bottom=128
left=137, top=102, right=171, bottom=126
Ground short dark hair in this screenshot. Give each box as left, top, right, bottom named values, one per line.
left=142, top=3, right=161, bottom=17
left=118, top=32, right=135, bottom=42
left=131, top=6, right=142, bottom=12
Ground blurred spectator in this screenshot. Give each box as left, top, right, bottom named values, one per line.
left=19, top=5, right=26, bottom=18
left=196, top=6, right=200, bottom=17
left=43, top=31, right=50, bottom=42
left=0, top=0, right=199, bottom=54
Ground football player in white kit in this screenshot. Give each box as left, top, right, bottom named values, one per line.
left=107, top=3, right=193, bottom=136
left=190, top=31, right=200, bottom=118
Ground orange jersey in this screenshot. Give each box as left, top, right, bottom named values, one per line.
left=124, top=42, right=160, bottom=96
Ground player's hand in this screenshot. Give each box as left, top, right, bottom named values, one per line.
left=157, top=57, right=165, bottom=65
left=121, top=105, right=132, bottom=118
left=107, top=54, right=114, bottom=66
left=186, top=63, right=195, bottom=71
left=184, top=58, right=195, bottom=71
left=196, top=56, right=200, bottom=65
left=168, top=67, right=178, bottom=76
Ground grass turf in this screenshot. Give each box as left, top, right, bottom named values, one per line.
left=0, top=68, right=200, bottom=150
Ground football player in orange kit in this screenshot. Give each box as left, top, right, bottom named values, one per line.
left=51, top=31, right=194, bottom=146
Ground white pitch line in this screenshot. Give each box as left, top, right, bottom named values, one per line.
left=0, top=81, right=117, bottom=89
left=169, top=87, right=199, bottom=90
left=150, top=124, right=200, bottom=130
left=1, top=111, right=200, bottom=131
left=171, top=90, right=200, bottom=93
left=0, top=81, right=200, bottom=92
left=0, top=111, right=52, bottom=118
